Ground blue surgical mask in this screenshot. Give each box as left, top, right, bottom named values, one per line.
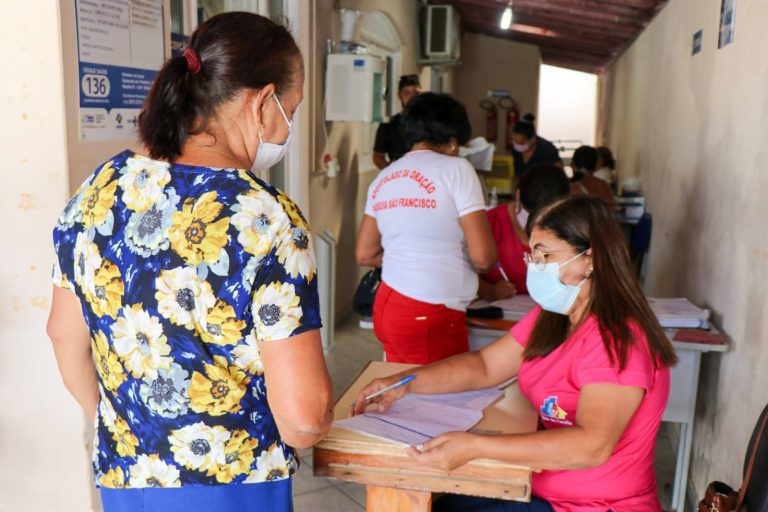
left=526, top=250, right=588, bottom=315
left=252, top=94, right=292, bottom=173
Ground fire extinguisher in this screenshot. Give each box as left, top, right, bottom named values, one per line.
left=499, top=96, right=520, bottom=152
left=480, top=99, right=498, bottom=143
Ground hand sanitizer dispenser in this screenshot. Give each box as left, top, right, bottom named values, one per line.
left=325, top=54, right=386, bottom=123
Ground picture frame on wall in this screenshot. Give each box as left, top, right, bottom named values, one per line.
left=718, top=0, right=736, bottom=48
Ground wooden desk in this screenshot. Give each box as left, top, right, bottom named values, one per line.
left=468, top=324, right=728, bottom=512
left=313, top=361, right=538, bottom=512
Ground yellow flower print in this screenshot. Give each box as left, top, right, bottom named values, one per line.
left=209, top=429, right=258, bottom=484
left=129, top=454, right=181, bottom=488
left=100, top=466, right=126, bottom=488
left=200, top=299, right=246, bottom=346
left=118, top=157, right=171, bottom=212
left=168, top=191, right=230, bottom=266
left=112, top=415, right=140, bottom=458
left=80, top=162, right=118, bottom=228
left=276, top=191, right=308, bottom=230
left=230, top=190, right=287, bottom=258
left=86, top=259, right=124, bottom=319
left=276, top=226, right=316, bottom=281
left=189, top=355, right=249, bottom=416
left=245, top=443, right=290, bottom=483
left=113, top=304, right=173, bottom=379
left=251, top=282, right=302, bottom=341
left=92, top=331, right=126, bottom=393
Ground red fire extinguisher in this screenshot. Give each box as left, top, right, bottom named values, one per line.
left=499, top=96, right=520, bottom=152
left=480, top=99, right=498, bottom=143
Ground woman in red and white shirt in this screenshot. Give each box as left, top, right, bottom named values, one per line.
left=356, top=93, right=497, bottom=364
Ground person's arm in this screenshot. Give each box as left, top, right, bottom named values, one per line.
left=407, top=383, right=644, bottom=471
left=459, top=210, right=498, bottom=273
left=355, top=214, right=383, bottom=268
left=47, top=286, right=99, bottom=421
left=477, top=275, right=516, bottom=300
left=260, top=329, right=333, bottom=448
left=352, top=331, right=524, bottom=415
left=373, top=152, right=389, bottom=170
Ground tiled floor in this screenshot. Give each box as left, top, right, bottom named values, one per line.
left=294, top=317, right=679, bottom=511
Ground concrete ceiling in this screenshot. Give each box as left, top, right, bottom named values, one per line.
left=430, top=0, right=669, bottom=73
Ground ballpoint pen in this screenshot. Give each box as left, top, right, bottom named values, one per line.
left=496, top=263, right=510, bottom=283
left=365, top=375, right=416, bottom=401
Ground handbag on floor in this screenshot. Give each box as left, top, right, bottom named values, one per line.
left=698, top=409, right=768, bottom=512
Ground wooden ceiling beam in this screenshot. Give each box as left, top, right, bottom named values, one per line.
left=459, top=13, right=626, bottom=45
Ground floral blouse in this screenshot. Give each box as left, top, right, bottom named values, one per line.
left=52, top=150, right=321, bottom=489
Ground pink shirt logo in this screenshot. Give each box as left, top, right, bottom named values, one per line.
left=540, top=396, right=572, bottom=425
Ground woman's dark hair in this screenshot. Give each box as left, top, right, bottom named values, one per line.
left=571, top=145, right=598, bottom=173
left=524, top=195, right=678, bottom=370
left=596, top=146, right=616, bottom=169
left=138, top=12, right=301, bottom=162
left=402, top=92, right=471, bottom=149
left=512, top=113, right=537, bottom=140
left=517, top=164, right=570, bottom=213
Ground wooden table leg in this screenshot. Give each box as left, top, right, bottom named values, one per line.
left=366, top=485, right=432, bottom=512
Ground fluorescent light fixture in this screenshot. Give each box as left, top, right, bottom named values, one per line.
left=500, top=6, right=513, bottom=30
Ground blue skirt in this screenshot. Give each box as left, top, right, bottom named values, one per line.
left=100, top=479, right=292, bottom=512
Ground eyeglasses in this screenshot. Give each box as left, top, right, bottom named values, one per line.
left=523, top=248, right=580, bottom=271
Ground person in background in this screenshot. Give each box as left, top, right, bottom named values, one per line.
left=595, top=146, right=617, bottom=190
left=373, top=74, right=422, bottom=169
left=479, top=164, right=570, bottom=300
left=47, top=13, right=332, bottom=512
left=353, top=196, right=678, bottom=512
left=510, top=114, right=562, bottom=176
left=357, top=93, right=497, bottom=364
left=570, top=145, right=615, bottom=207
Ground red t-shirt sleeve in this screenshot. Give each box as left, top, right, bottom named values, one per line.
left=575, top=323, right=655, bottom=392
left=510, top=306, right=542, bottom=347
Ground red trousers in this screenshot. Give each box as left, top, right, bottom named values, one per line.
left=373, top=281, right=469, bottom=364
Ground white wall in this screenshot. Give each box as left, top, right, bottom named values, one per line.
left=599, top=0, right=768, bottom=502
left=538, top=64, right=597, bottom=151
left=0, top=1, right=95, bottom=510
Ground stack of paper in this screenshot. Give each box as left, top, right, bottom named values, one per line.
left=647, top=297, right=711, bottom=329
left=334, top=386, right=505, bottom=446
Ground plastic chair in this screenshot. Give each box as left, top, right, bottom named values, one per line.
left=742, top=402, right=768, bottom=511
left=629, top=212, right=652, bottom=276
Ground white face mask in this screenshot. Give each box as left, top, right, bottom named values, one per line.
left=251, top=94, right=292, bottom=173
left=526, top=250, right=588, bottom=315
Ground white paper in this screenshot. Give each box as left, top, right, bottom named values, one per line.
left=647, top=297, right=710, bottom=328
left=412, top=387, right=505, bottom=411
left=469, top=295, right=537, bottom=321
left=335, top=395, right=484, bottom=446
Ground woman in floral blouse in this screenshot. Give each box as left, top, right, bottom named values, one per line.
left=46, top=12, right=332, bottom=511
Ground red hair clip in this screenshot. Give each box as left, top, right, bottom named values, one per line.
left=182, top=47, right=202, bottom=74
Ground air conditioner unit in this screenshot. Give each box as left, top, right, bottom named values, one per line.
left=425, top=5, right=460, bottom=60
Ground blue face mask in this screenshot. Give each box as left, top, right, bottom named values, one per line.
left=526, top=251, right=588, bottom=315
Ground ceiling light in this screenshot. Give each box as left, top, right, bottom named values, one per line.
left=500, top=5, right=513, bottom=30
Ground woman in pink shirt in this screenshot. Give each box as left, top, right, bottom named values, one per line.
left=353, top=195, right=678, bottom=512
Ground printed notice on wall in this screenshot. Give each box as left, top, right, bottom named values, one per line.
left=76, top=0, right=165, bottom=141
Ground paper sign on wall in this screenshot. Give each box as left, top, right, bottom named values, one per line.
left=76, top=0, right=165, bottom=141
left=718, top=0, right=736, bottom=48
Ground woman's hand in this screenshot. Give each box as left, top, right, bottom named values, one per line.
left=350, top=375, right=412, bottom=416
left=406, top=431, right=478, bottom=471
left=493, top=280, right=516, bottom=300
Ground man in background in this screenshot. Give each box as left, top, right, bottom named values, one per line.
left=373, top=74, right=421, bottom=169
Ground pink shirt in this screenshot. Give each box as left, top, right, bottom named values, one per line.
left=511, top=307, right=669, bottom=512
